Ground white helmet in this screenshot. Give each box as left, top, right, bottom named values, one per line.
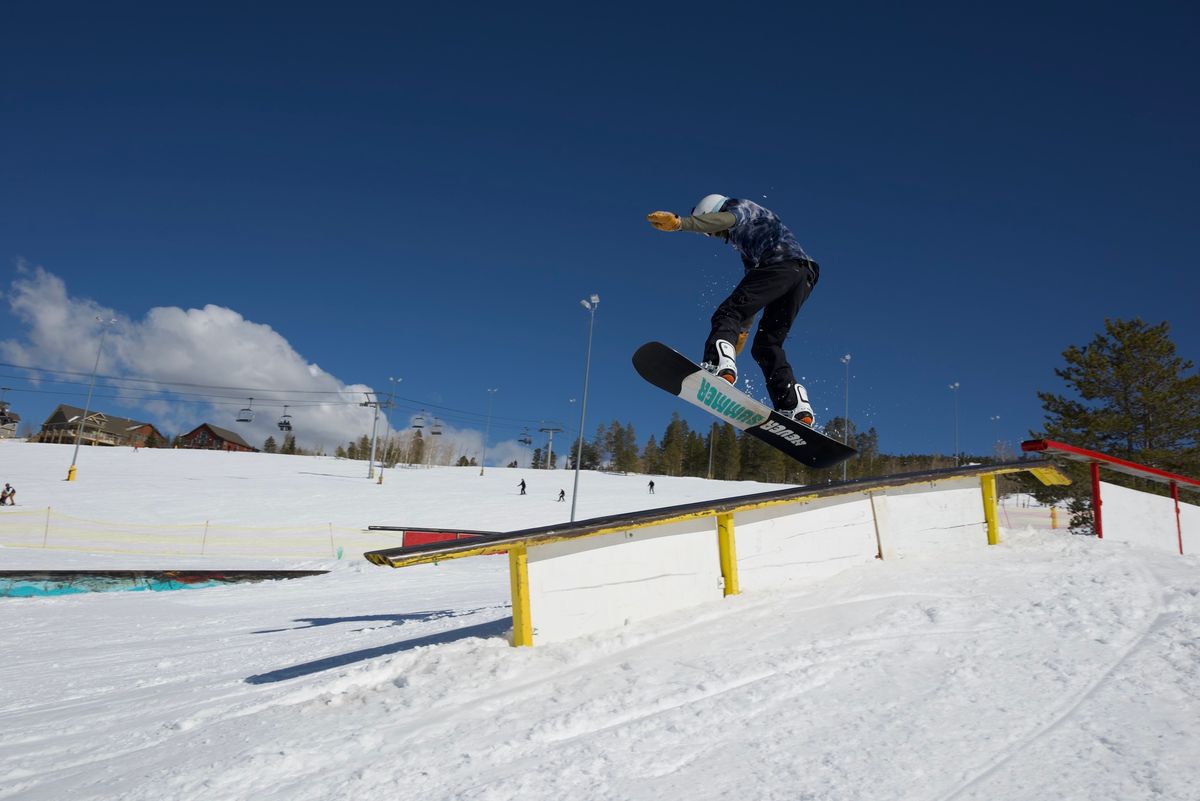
left=692, top=194, right=729, bottom=215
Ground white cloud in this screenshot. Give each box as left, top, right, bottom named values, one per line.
left=1, top=262, right=378, bottom=451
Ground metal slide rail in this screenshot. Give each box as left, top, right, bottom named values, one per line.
left=367, top=460, right=1069, bottom=647
left=1022, top=439, right=1199, bottom=550
left=366, top=459, right=1068, bottom=569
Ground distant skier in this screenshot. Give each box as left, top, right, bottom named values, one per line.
left=518, top=479, right=526, bottom=496
left=557, top=489, right=566, bottom=502
left=648, top=480, right=655, bottom=495
left=0, top=483, right=14, bottom=506
left=647, top=194, right=817, bottom=425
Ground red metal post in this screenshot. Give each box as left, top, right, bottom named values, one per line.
left=1091, top=462, right=1103, bottom=539
left=1173, top=481, right=1183, bottom=555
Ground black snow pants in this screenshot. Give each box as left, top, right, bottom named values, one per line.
left=702, top=258, right=819, bottom=410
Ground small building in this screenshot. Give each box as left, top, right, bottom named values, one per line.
left=0, top=403, right=18, bottom=440
left=37, top=405, right=166, bottom=448
left=179, top=423, right=256, bottom=453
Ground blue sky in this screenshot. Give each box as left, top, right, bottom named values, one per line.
left=2, top=2, right=1198, bottom=462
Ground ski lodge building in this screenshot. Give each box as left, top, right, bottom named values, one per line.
left=36, top=404, right=166, bottom=448
left=178, top=423, right=256, bottom=452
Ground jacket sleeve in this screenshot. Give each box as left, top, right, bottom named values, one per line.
left=678, top=211, right=736, bottom=234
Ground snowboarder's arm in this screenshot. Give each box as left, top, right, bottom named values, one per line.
left=646, top=211, right=736, bottom=233
left=679, top=211, right=736, bottom=234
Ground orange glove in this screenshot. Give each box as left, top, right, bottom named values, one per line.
left=646, top=211, right=682, bottom=232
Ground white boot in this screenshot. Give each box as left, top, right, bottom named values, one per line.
left=701, top=339, right=738, bottom=385
left=778, top=382, right=815, bottom=426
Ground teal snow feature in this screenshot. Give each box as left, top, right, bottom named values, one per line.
left=0, top=570, right=327, bottom=598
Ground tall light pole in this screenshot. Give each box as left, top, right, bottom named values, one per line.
left=841, top=353, right=851, bottom=481
left=480, top=388, right=498, bottom=475
left=990, top=414, right=1001, bottom=458
left=949, top=381, right=961, bottom=466
left=67, top=316, right=117, bottom=481
left=570, top=294, right=599, bottom=522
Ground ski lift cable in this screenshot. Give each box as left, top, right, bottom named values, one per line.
left=0, top=362, right=571, bottom=431
left=0, top=384, right=579, bottom=437
left=3, top=373, right=559, bottom=427
left=0, top=361, right=360, bottom=396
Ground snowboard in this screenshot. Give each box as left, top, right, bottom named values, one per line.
left=633, top=341, right=856, bottom=470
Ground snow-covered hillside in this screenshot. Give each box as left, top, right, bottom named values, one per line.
left=1, top=441, right=1198, bottom=800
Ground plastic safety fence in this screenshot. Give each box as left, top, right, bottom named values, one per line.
left=0, top=508, right=404, bottom=559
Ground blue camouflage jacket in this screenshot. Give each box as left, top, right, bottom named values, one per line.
left=682, top=198, right=812, bottom=271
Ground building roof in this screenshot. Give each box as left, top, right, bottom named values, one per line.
left=186, top=422, right=254, bottom=450
left=42, top=404, right=163, bottom=439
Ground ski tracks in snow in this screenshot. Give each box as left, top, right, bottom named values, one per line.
left=931, top=551, right=1184, bottom=801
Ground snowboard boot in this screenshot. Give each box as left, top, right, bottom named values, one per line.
left=777, top=382, right=815, bottom=426
left=700, top=339, right=738, bottom=384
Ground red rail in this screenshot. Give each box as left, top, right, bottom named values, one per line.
left=1022, top=439, right=1199, bottom=553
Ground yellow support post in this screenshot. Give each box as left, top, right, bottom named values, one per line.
left=1050, top=507, right=1058, bottom=529
left=716, top=512, right=740, bottom=596
left=980, top=473, right=1000, bottom=545
left=508, top=543, right=533, bottom=647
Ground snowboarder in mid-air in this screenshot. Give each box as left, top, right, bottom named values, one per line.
left=647, top=194, right=818, bottom=425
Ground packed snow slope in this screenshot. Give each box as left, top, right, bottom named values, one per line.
left=1, top=441, right=1198, bottom=800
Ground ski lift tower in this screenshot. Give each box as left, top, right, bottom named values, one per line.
left=539, top=423, right=564, bottom=470
left=360, top=392, right=395, bottom=480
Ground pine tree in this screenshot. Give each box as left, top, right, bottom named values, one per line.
left=572, top=440, right=600, bottom=470
left=683, top=430, right=707, bottom=476
left=641, top=435, right=661, bottom=475
left=824, top=417, right=855, bottom=448
left=713, top=423, right=740, bottom=480
left=612, top=422, right=640, bottom=473
left=1036, top=318, right=1200, bottom=529
left=659, top=413, right=689, bottom=476
left=410, top=431, right=425, bottom=465
left=263, top=436, right=277, bottom=453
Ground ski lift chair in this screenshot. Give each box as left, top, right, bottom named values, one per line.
left=277, top=406, right=293, bottom=432
left=236, top=398, right=255, bottom=423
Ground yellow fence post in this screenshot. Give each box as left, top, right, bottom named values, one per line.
left=1050, top=507, right=1058, bottom=529
left=980, top=474, right=1000, bottom=545
left=508, top=543, right=533, bottom=647
left=717, top=512, right=740, bottom=596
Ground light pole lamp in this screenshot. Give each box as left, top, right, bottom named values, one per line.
left=480, top=388, right=498, bottom=475
left=570, top=294, right=599, bottom=522
left=67, top=316, right=117, bottom=481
